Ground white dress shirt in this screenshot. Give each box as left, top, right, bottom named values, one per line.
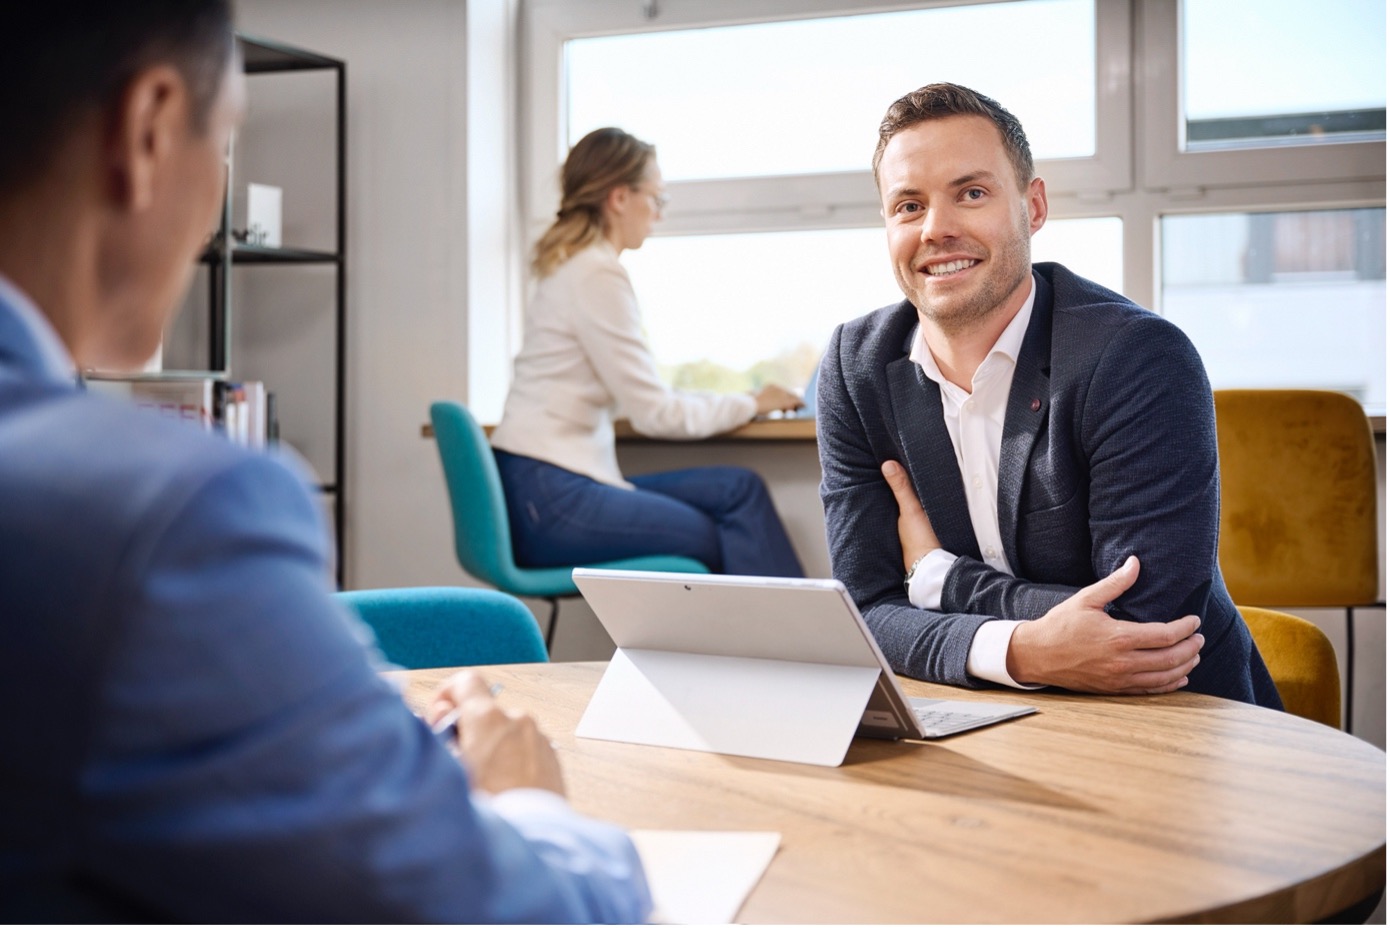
left=905, top=281, right=1044, bottom=690
left=491, top=240, right=756, bottom=489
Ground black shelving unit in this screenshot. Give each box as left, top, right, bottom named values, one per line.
left=203, top=34, right=348, bottom=585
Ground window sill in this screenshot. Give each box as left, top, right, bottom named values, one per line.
left=420, top=417, right=818, bottom=442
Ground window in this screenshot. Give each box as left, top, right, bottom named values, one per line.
left=520, top=0, right=1132, bottom=396
left=524, top=0, right=1132, bottom=235
left=1139, top=0, right=1385, bottom=188
left=566, top=0, right=1095, bottom=182
left=623, top=218, right=1122, bottom=392
left=1181, top=0, right=1385, bottom=152
left=1033, top=216, right=1122, bottom=294
left=508, top=0, right=1384, bottom=416
left=1161, top=208, right=1386, bottom=407
left=623, top=228, right=898, bottom=394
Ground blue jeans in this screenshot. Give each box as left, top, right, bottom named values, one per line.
left=493, top=450, right=804, bottom=578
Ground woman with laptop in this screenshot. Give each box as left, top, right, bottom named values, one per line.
left=489, top=127, right=804, bottom=577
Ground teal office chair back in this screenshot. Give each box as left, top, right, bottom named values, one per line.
left=428, top=401, right=709, bottom=647
left=429, top=400, right=548, bottom=594
left=335, top=586, right=548, bottom=669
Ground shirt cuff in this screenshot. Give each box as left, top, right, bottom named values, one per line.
left=966, top=620, right=1046, bottom=690
left=906, top=549, right=957, bottom=610
left=483, top=788, right=654, bottom=923
left=485, top=787, right=580, bottom=819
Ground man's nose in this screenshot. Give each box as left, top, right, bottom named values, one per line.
left=918, top=204, right=958, bottom=245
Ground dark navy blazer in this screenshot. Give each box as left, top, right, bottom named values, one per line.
left=818, top=262, right=1280, bottom=708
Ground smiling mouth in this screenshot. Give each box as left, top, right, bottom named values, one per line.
left=921, top=258, right=981, bottom=277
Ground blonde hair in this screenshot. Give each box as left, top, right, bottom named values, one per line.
left=532, top=127, right=655, bottom=277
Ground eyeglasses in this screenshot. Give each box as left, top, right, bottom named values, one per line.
left=633, top=186, right=670, bottom=211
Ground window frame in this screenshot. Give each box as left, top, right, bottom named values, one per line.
left=522, top=0, right=1134, bottom=239
left=504, top=0, right=1386, bottom=413
left=1137, top=0, right=1386, bottom=191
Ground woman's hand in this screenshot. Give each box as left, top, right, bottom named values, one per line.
left=752, top=384, right=804, bottom=416
left=881, top=460, right=941, bottom=571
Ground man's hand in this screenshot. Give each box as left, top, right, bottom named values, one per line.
left=426, top=670, right=566, bottom=796
left=881, top=460, right=941, bottom=571
left=1006, top=556, right=1204, bottom=694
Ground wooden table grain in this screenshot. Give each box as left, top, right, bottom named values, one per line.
left=391, top=662, right=1386, bottom=924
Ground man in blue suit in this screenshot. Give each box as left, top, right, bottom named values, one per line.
left=818, top=84, right=1279, bottom=708
left=0, top=3, right=650, bottom=921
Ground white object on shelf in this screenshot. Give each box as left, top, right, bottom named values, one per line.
left=247, top=183, right=282, bottom=247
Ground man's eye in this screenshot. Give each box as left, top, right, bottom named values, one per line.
left=897, top=202, right=922, bottom=215
left=963, top=188, right=986, bottom=201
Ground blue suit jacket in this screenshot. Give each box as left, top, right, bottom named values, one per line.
left=818, top=263, right=1280, bottom=708
left=0, top=293, right=648, bottom=922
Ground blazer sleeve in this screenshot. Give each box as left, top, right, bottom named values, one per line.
left=940, top=313, right=1223, bottom=628
left=570, top=261, right=756, bottom=438
left=817, top=324, right=994, bottom=686
left=81, top=452, right=650, bottom=924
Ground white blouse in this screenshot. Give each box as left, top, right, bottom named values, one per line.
left=490, top=240, right=756, bottom=489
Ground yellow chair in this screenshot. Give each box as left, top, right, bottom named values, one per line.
left=1214, top=389, right=1380, bottom=730
left=1239, top=606, right=1341, bottom=728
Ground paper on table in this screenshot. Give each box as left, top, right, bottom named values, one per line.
left=629, top=830, right=781, bottom=925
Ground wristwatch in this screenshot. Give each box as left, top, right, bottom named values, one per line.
left=903, top=554, right=929, bottom=593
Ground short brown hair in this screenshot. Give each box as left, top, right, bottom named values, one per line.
left=0, top=1, right=234, bottom=194
left=872, top=83, right=1034, bottom=191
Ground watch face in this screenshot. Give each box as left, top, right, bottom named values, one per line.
left=904, top=554, right=928, bottom=594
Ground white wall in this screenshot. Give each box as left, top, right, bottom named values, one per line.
left=235, top=0, right=476, bottom=592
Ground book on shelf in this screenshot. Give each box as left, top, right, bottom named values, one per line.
left=86, top=374, right=273, bottom=450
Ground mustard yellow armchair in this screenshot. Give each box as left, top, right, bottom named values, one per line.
left=1239, top=606, right=1341, bottom=728
left=1214, top=389, right=1380, bottom=731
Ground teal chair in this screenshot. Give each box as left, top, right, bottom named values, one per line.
left=335, top=586, right=547, bottom=669
left=429, top=401, right=708, bottom=650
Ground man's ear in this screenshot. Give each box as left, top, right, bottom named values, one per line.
left=1026, top=176, right=1048, bottom=235
left=107, top=65, right=188, bottom=212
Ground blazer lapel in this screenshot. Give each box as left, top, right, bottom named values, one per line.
left=998, top=271, right=1054, bottom=570
left=887, top=348, right=981, bottom=561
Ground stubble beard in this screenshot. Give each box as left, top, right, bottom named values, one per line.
left=904, top=211, right=1033, bottom=339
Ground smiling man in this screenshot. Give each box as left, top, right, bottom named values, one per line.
left=817, top=83, right=1280, bottom=707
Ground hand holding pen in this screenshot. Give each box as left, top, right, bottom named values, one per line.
left=430, top=681, right=504, bottom=744
left=425, top=670, right=566, bottom=797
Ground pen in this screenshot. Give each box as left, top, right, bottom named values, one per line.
left=431, top=683, right=504, bottom=741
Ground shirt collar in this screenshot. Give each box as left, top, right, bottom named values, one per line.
left=0, top=273, right=76, bottom=380
left=909, top=276, right=1037, bottom=390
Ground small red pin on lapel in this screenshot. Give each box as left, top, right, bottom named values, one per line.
left=1030, top=398, right=1041, bottom=412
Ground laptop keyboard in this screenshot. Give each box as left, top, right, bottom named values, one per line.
left=912, top=707, right=999, bottom=736
left=905, top=698, right=1038, bottom=738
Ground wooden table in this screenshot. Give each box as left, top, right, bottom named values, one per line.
left=393, top=662, right=1386, bottom=924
